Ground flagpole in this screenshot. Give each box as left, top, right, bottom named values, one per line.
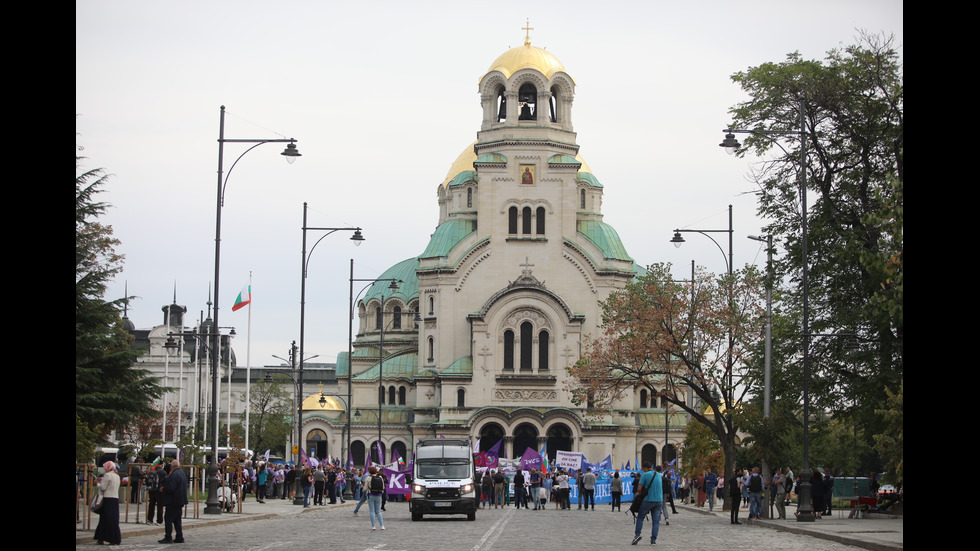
left=245, top=272, right=252, bottom=456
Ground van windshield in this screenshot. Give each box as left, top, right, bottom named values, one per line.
left=416, top=460, right=470, bottom=479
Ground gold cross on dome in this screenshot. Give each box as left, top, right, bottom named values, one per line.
left=523, top=19, right=534, bottom=46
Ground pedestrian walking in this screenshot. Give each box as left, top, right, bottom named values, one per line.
left=365, top=466, right=386, bottom=530
left=631, top=461, right=663, bottom=546
left=159, top=460, right=188, bottom=544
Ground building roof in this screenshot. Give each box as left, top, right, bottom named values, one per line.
left=483, top=42, right=571, bottom=81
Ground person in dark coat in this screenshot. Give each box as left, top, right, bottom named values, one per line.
left=159, top=460, right=188, bottom=544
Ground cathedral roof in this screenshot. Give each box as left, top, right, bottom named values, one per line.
left=483, top=42, right=571, bottom=82
left=361, top=257, right=419, bottom=305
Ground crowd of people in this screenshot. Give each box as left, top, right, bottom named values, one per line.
left=88, top=454, right=894, bottom=547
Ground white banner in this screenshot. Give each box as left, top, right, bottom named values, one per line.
left=555, top=450, right=583, bottom=471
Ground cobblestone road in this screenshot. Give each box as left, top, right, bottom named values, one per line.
left=95, top=502, right=859, bottom=550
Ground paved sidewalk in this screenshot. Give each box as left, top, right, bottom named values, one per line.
left=76, top=494, right=356, bottom=544
left=77, top=496, right=902, bottom=549
left=677, top=500, right=903, bottom=550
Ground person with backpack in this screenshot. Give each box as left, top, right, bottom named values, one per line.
left=747, top=467, right=764, bottom=519
left=144, top=463, right=165, bottom=525
left=365, top=466, right=386, bottom=530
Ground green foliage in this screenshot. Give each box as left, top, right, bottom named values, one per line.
left=76, top=147, right=162, bottom=433
left=572, top=262, right=766, bottom=482
left=235, top=377, right=292, bottom=457
left=726, top=33, right=903, bottom=474
left=76, top=414, right=103, bottom=463
left=874, top=380, right=903, bottom=484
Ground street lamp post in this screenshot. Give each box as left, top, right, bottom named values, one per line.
left=670, top=204, right=734, bottom=403
left=208, top=105, right=301, bottom=515
left=298, top=202, right=363, bottom=471
left=721, top=101, right=814, bottom=521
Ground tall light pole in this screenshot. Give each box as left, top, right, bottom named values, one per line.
left=208, top=105, right=301, bottom=515
left=670, top=203, right=734, bottom=403
left=721, top=100, right=813, bottom=521
left=298, top=202, right=363, bottom=469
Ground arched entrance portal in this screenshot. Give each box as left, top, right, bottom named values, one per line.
left=479, top=423, right=505, bottom=452
left=545, top=423, right=573, bottom=462
left=641, top=444, right=658, bottom=467
left=370, top=441, right=387, bottom=465
left=307, top=429, right=328, bottom=460
left=512, top=423, right=539, bottom=459
left=392, top=441, right=408, bottom=464
left=351, top=441, right=366, bottom=468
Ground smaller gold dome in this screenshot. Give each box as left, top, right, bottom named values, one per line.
left=302, top=392, right=344, bottom=411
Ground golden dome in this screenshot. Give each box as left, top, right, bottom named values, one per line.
left=483, top=43, right=571, bottom=81
left=302, top=391, right=344, bottom=411
left=440, top=142, right=477, bottom=188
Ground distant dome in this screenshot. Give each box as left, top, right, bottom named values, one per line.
left=484, top=42, right=571, bottom=81
left=302, top=391, right=344, bottom=412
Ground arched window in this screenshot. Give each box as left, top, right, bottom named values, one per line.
left=536, top=206, right=545, bottom=234
left=518, top=83, right=537, bottom=120
left=580, top=189, right=586, bottom=209
left=640, top=388, right=648, bottom=409
left=398, top=386, right=406, bottom=405
left=538, top=329, right=549, bottom=371
left=375, top=307, right=382, bottom=330
left=457, top=388, right=465, bottom=408
left=428, top=296, right=434, bottom=314
left=522, top=206, right=532, bottom=234
left=427, top=336, right=434, bottom=361
left=388, top=385, right=396, bottom=405
left=393, top=306, right=401, bottom=329
left=520, top=321, right=533, bottom=371
left=550, top=87, right=559, bottom=123
left=508, top=206, right=518, bottom=234
left=496, top=85, right=507, bottom=122
left=503, top=330, right=515, bottom=371
left=467, top=187, right=472, bottom=208
left=380, top=386, right=386, bottom=404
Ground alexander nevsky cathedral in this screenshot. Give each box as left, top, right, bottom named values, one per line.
left=325, top=33, right=688, bottom=469
left=129, top=32, right=689, bottom=469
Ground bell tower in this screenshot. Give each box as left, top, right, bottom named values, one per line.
left=477, top=31, right=576, bottom=140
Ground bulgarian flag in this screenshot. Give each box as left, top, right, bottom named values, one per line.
left=232, top=284, right=251, bottom=311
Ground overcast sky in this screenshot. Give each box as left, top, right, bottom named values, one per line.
left=76, top=0, right=902, bottom=369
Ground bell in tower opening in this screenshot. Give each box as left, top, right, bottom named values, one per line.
left=518, top=83, right=537, bottom=120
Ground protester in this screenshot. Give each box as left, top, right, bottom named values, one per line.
left=582, top=468, right=596, bottom=510
left=529, top=468, right=542, bottom=510
left=513, top=468, right=527, bottom=509
left=144, top=463, right=164, bottom=525
left=159, top=460, right=188, bottom=544
left=94, top=461, right=122, bottom=546
left=610, top=471, right=623, bottom=512
left=632, top=462, right=664, bottom=546
left=482, top=470, right=494, bottom=508
left=256, top=463, right=268, bottom=503
left=365, top=466, right=386, bottom=530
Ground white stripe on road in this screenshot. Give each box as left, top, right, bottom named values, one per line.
left=472, top=508, right=515, bottom=551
